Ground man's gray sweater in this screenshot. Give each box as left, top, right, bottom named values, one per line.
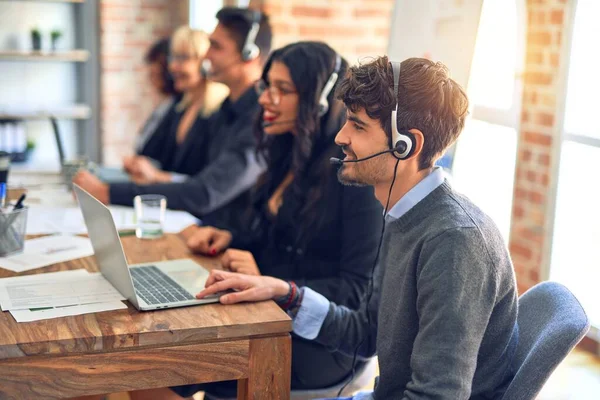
left=315, top=181, right=518, bottom=399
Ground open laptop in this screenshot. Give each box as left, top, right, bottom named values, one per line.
left=73, top=183, right=220, bottom=311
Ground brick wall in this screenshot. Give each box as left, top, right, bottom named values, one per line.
left=250, top=0, right=395, bottom=65
left=99, top=0, right=188, bottom=166
left=509, top=0, right=570, bottom=294
left=99, top=0, right=394, bottom=164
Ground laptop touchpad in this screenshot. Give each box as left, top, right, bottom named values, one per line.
left=154, top=260, right=211, bottom=296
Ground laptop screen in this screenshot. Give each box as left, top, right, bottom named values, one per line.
left=73, top=184, right=140, bottom=308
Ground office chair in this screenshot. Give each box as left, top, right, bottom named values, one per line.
left=501, top=281, right=590, bottom=400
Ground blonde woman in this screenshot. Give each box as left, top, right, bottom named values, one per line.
left=78, top=26, right=228, bottom=192
left=124, top=26, right=229, bottom=184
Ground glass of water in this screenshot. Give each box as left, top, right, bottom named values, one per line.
left=134, top=194, right=166, bottom=239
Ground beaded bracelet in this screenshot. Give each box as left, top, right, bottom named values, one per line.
left=275, top=281, right=300, bottom=311
left=288, top=286, right=305, bottom=318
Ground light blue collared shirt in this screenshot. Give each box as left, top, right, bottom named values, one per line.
left=386, top=167, right=446, bottom=220
left=293, top=167, right=446, bottom=341
left=170, top=172, right=189, bottom=183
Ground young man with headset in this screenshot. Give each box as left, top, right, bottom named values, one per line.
left=197, top=57, right=519, bottom=399
left=74, top=7, right=271, bottom=232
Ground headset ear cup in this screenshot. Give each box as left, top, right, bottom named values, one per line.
left=242, top=43, right=260, bottom=62
left=317, top=56, right=340, bottom=118
left=318, top=100, right=328, bottom=117
left=393, top=130, right=416, bottom=160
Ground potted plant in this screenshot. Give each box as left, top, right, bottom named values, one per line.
left=11, top=139, right=36, bottom=163
left=50, top=29, right=63, bottom=51
left=31, top=28, right=42, bottom=51
left=25, top=139, right=36, bottom=156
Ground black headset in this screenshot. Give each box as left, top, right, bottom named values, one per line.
left=318, top=53, right=342, bottom=117
left=390, top=61, right=416, bottom=160
left=241, top=10, right=262, bottom=62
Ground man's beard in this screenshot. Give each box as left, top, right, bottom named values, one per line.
left=336, top=157, right=392, bottom=187
left=337, top=165, right=368, bottom=187
left=336, top=145, right=370, bottom=186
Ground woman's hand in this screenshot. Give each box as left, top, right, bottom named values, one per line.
left=186, top=226, right=232, bottom=255
left=222, top=249, right=261, bottom=276
left=196, top=269, right=289, bottom=305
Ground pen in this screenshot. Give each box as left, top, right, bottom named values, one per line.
left=44, top=246, right=78, bottom=255
left=13, top=193, right=26, bottom=210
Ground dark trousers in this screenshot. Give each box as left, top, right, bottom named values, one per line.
left=171, top=337, right=359, bottom=398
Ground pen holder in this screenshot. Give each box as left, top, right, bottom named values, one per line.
left=0, top=207, right=27, bottom=257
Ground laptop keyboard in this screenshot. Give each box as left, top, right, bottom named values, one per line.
left=130, top=265, right=195, bottom=305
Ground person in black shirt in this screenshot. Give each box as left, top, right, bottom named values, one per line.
left=130, top=37, right=177, bottom=157
left=72, top=8, right=272, bottom=232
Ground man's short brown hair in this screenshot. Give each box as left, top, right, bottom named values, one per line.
left=336, top=56, right=469, bottom=169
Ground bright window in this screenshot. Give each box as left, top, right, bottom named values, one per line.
left=451, top=0, right=524, bottom=242
left=550, top=0, right=600, bottom=328
left=189, top=0, right=222, bottom=33
left=468, top=0, right=519, bottom=110
left=563, top=0, right=600, bottom=139
left=451, top=120, right=517, bottom=240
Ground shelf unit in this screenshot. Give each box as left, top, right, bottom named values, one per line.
left=0, top=0, right=100, bottom=163
left=0, top=1, right=85, bottom=3
left=0, top=104, right=91, bottom=120
left=0, top=49, right=89, bottom=62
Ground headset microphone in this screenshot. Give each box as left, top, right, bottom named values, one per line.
left=201, top=58, right=244, bottom=79
left=329, top=141, right=409, bottom=166
left=200, top=59, right=212, bottom=78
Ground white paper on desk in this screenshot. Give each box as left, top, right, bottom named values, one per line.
left=0, top=272, right=125, bottom=311
left=0, top=235, right=94, bottom=273
left=26, top=205, right=198, bottom=235
left=9, top=300, right=127, bottom=323
left=0, top=269, right=88, bottom=286
left=25, top=187, right=77, bottom=208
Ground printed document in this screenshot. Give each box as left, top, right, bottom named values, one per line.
left=0, top=272, right=124, bottom=311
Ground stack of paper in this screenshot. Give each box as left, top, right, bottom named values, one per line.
left=0, top=269, right=126, bottom=323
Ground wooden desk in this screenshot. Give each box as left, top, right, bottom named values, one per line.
left=0, top=234, right=292, bottom=399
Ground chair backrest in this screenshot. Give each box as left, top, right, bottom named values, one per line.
left=501, top=281, right=590, bottom=400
